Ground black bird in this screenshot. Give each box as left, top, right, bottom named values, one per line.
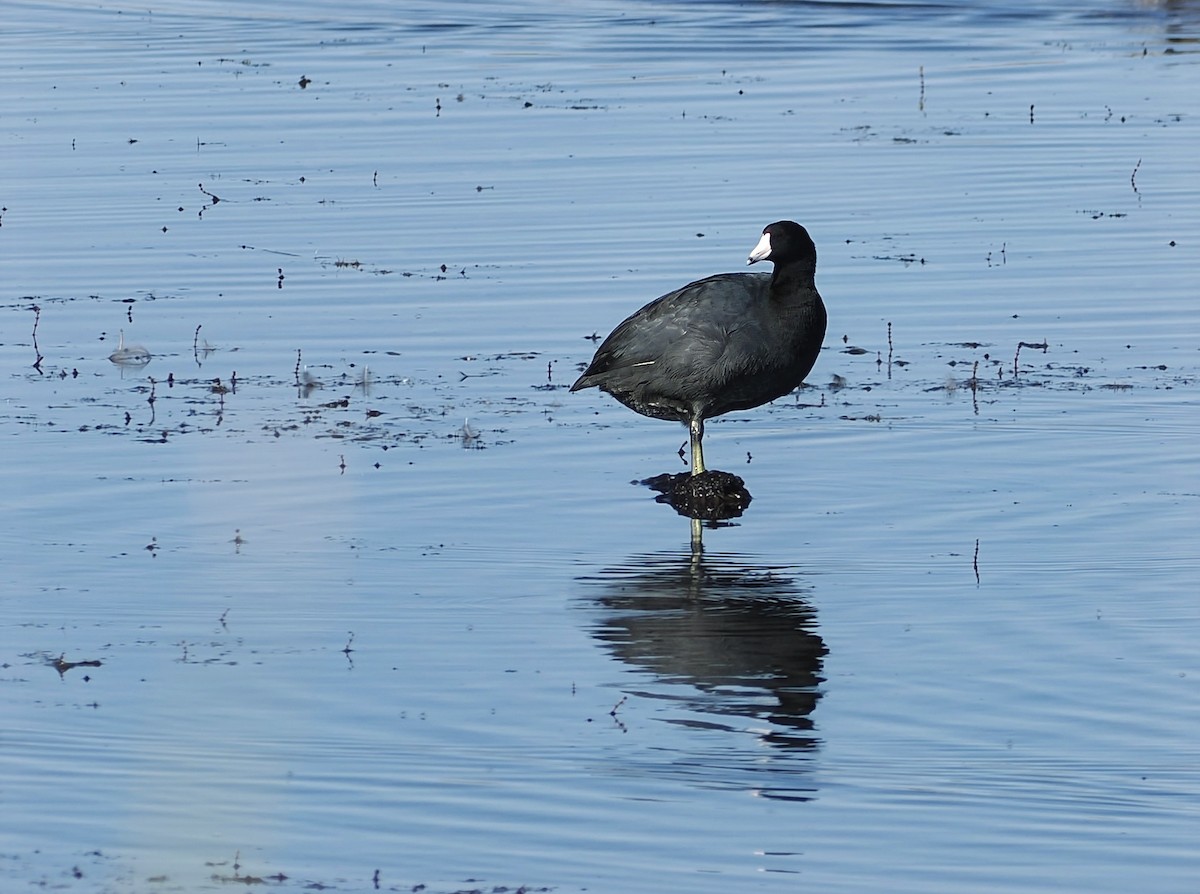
left=571, top=220, right=827, bottom=474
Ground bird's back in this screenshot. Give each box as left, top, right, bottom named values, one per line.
left=572, top=270, right=824, bottom=422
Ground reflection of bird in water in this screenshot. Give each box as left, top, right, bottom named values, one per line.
left=579, top=548, right=826, bottom=770
left=108, top=329, right=151, bottom=366
left=571, top=220, right=827, bottom=475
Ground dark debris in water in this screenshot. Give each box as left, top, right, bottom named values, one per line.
left=49, top=654, right=103, bottom=677
left=2, top=844, right=563, bottom=894
left=4, top=300, right=1196, bottom=474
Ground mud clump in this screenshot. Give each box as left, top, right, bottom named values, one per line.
left=642, top=470, right=752, bottom=520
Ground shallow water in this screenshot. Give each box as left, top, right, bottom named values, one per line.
left=2, top=1, right=1199, bottom=892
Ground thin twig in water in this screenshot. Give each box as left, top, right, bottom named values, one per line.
left=609, top=696, right=628, bottom=733
left=31, top=305, right=44, bottom=373
left=1013, top=339, right=1049, bottom=377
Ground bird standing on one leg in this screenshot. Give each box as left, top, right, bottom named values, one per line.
left=571, top=220, right=827, bottom=475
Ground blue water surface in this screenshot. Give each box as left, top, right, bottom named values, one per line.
left=2, top=1, right=1198, bottom=892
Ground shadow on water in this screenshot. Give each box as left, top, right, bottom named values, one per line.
left=577, top=538, right=827, bottom=798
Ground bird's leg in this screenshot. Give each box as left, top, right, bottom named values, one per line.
left=689, top=416, right=705, bottom=475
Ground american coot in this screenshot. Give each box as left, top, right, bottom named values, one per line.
left=571, top=220, right=827, bottom=475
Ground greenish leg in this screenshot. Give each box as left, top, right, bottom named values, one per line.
left=689, top=416, right=706, bottom=475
